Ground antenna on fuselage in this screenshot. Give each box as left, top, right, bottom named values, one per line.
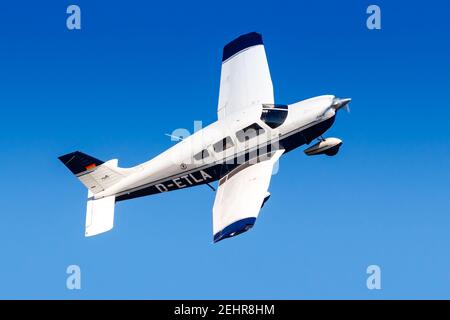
left=164, top=133, right=184, bottom=141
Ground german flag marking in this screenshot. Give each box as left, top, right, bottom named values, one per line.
left=85, top=163, right=97, bottom=171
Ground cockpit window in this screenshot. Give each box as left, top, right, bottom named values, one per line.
left=261, top=104, right=288, bottom=128
left=213, top=136, right=234, bottom=153
left=236, top=123, right=265, bottom=142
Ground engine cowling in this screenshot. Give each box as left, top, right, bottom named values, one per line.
left=304, top=137, right=343, bottom=156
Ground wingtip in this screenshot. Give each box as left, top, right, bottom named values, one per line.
left=222, top=32, right=263, bottom=62
left=213, top=217, right=257, bottom=243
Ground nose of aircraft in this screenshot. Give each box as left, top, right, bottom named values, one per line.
left=332, top=97, right=351, bottom=111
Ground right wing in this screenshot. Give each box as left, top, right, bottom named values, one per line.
left=217, top=32, right=274, bottom=120
left=212, top=150, right=284, bottom=243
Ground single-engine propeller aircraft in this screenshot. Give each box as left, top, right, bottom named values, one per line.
left=59, top=32, right=351, bottom=243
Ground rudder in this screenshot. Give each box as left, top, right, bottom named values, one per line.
left=58, top=151, right=129, bottom=194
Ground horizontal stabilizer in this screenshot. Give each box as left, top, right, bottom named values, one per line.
left=85, top=190, right=115, bottom=237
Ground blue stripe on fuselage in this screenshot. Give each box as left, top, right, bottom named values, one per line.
left=115, top=115, right=335, bottom=202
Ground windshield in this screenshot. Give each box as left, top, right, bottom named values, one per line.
left=260, top=104, right=288, bottom=128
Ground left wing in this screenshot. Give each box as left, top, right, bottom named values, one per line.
left=212, top=150, right=284, bottom=243
left=217, top=32, right=274, bottom=119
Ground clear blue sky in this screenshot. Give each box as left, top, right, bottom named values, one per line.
left=0, top=0, right=449, bottom=299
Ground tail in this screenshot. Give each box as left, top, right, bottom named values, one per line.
left=58, top=151, right=133, bottom=237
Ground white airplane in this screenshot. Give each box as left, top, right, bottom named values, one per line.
left=59, top=32, right=350, bottom=243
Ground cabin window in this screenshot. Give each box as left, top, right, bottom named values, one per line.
left=213, top=136, right=234, bottom=152
left=236, top=123, right=265, bottom=143
left=194, top=149, right=209, bottom=161
left=260, top=104, right=288, bottom=128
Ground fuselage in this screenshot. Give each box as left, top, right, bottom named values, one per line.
left=95, top=95, right=339, bottom=201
